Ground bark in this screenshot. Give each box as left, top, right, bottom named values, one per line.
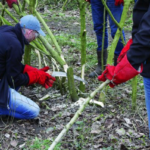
left=78, top=0, right=86, bottom=92
left=24, top=45, right=32, bottom=65
left=67, top=67, right=79, bottom=102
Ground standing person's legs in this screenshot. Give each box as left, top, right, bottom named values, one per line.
left=89, top=0, right=108, bottom=78
left=108, top=0, right=125, bottom=64
left=91, top=0, right=108, bottom=51
left=143, top=77, right=150, bottom=138
left=0, top=88, right=40, bottom=119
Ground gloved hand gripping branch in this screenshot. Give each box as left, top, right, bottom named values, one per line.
left=98, top=39, right=143, bottom=88
left=23, top=65, right=56, bottom=89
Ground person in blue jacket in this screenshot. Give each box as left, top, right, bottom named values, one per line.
left=0, top=15, right=56, bottom=119
left=86, top=0, right=126, bottom=78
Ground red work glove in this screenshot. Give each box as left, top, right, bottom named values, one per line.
left=115, top=0, right=124, bottom=6
left=23, top=64, right=49, bottom=73
left=98, top=54, right=143, bottom=88
left=6, top=0, right=18, bottom=8
left=26, top=70, right=56, bottom=89
left=117, top=39, right=133, bottom=63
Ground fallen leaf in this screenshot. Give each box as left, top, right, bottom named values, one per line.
left=116, top=128, right=126, bottom=136
left=5, top=133, right=10, bottom=138
left=124, top=118, right=132, bottom=125
left=10, top=140, right=18, bottom=147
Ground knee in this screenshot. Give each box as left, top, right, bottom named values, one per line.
left=94, top=24, right=103, bottom=34
left=28, top=104, right=40, bottom=119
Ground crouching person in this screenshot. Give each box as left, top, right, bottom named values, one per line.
left=0, top=15, right=56, bottom=119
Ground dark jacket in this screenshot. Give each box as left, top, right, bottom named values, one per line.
left=0, top=23, right=29, bottom=107
left=127, top=0, right=150, bottom=77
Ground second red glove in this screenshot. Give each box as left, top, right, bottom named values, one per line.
left=98, top=54, right=143, bottom=88
left=6, top=0, right=18, bottom=8
left=117, top=39, right=133, bottom=63
left=115, top=0, right=124, bottom=6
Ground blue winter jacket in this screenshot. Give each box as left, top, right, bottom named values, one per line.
left=0, top=23, right=29, bottom=107
left=0, top=23, right=29, bottom=87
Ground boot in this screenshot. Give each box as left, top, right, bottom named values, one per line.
left=114, top=54, right=118, bottom=66
left=89, top=50, right=107, bottom=78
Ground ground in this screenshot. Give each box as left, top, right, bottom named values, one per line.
left=0, top=2, right=150, bottom=150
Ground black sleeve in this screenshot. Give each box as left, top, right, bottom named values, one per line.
left=127, top=0, right=150, bottom=70
left=6, top=43, right=29, bottom=88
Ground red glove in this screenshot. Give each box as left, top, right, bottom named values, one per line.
left=6, top=0, right=18, bottom=8
left=115, top=0, right=124, bottom=6
left=26, top=70, right=56, bottom=89
left=98, top=54, right=143, bottom=88
left=23, top=64, right=49, bottom=73
left=117, top=39, right=133, bottom=63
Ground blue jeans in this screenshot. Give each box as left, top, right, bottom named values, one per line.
left=90, top=0, right=125, bottom=56
left=143, top=77, right=150, bottom=137
left=0, top=88, right=40, bottom=119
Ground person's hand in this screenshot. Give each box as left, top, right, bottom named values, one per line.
left=117, top=39, right=133, bottom=63
left=98, top=54, right=143, bottom=88
left=26, top=70, right=56, bottom=89
left=23, top=65, right=49, bottom=73
left=115, top=0, right=124, bottom=6
left=6, top=0, right=18, bottom=8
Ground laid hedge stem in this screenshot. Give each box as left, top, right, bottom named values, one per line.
left=1, top=3, right=5, bottom=17
left=33, top=39, right=49, bottom=55
left=48, top=79, right=110, bottom=150
left=22, top=0, right=26, bottom=12
left=12, top=3, right=23, bottom=16
left=0, top=2, right=5, bottom=25
left=0, top=3, right=18, bottom=23
left=0, top=15, right=11, bottom=25
left=39, top=36, right=66, bottom=68
left=35, top=10, right=63, bottom=55
left=25, top=0, right=62, bottom=56
left=24, top=45, right=32, bottom=65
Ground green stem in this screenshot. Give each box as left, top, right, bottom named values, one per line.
left=62, top=0, right=68, bottom=11
left=107, top=0, right=132, bottom=65
left=24, top=45, right=32, bottom=65
left=67, top=67, right=79, bottom=102
left=39, top=36, right=66, bottom=67
left=79, top=0, right=86, bottom=92
left=101, top=1, right=106, bottom=71
left=101, top=0, right=121, bottom=29
left=132, top=76, right=137, bottom=110
left=35, top=10, right=62, bottom=55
